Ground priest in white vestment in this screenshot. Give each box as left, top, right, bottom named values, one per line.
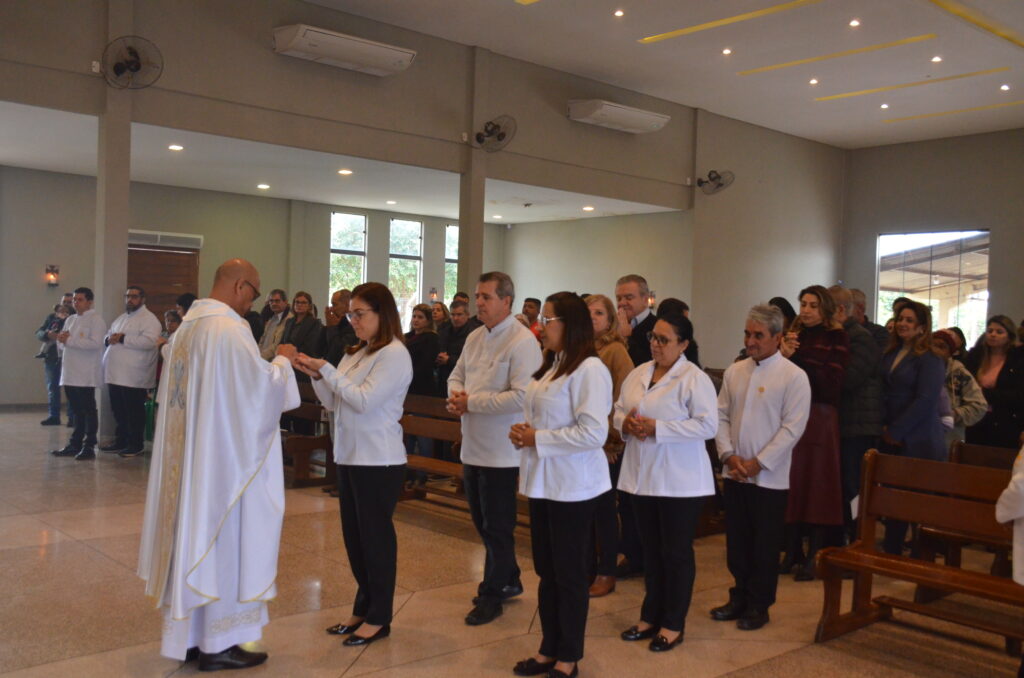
left=138, top=259, right=300, bottom=671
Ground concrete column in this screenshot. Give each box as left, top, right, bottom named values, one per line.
left=457, top=47, right=490, bottom=308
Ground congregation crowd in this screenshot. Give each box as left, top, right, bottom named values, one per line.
left=32, top=264, right=1024, bottom=675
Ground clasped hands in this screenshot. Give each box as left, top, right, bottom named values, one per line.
left=278, top=345, right=326, bottom=380
left=446, top=390, right=469, bottom=416
left=508, top=422, right=536, bottom=449
left=622, top=408, right=655, bottom=440
left=724, top=454, right=763, bottom=482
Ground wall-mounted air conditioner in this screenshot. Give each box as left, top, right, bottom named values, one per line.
left=273, top=24, right=416, bottom=77
left=567, top=99, right=670, bottom=134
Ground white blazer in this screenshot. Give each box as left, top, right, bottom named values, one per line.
left=519, top=356, right=612, bottom=501
left=614, top=356, right=718, bottom=497
left=313, top=339, right=412, bottom=466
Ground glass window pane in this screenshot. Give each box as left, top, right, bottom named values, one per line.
left=444, top=262, right=459, bottom=303
left=389, top=219, right=422, bottom=256
left=329, top=253, right=365, bottom=297
left=445, top=225, right=459, bottom=261
left=331, top=213, right=366, bottom=252
left=389, top=257, right=421, bottom=330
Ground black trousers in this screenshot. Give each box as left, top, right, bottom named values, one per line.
left=530, top=496, right=598, bottom=663
left=633, top=494, right=704, bottom=632
left=463, top=464, right=521, bottom=601
left=65, top=385, right=98, bottom=450
left=337, top=464, right=405, bottom=625
left=839, top=436, right=875, bottom=540
left=108, top=383, right=148, bottom=451
left=618, top=487, right=644, bottom=570
left=724, top=480, right=789, bottom=610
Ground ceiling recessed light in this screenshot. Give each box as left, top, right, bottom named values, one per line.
left=492, top=215, right=503, bottom=219
left=582, top=205, right=595, bottom=211
left=338, top=169, right=353, bottom=175
left=880, top=103, right=889, bottom=109
left=386, top=200, right=397, bottom=205
left=722, top=47, right=732, bottom=55
left=614, top=9, right=624, bottom=17
left=1001, top=84, right=1010, bottom=91
left=809, top=78, right=819, bottom=85
left=168, top=144, right=183, bottom=151
left=931, top=55, right=942, bottom=63
left=257, top=184, right=270, bottom=190
left=849, top=18, right=860, bottom=27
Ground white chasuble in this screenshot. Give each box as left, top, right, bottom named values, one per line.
left=137, top=298, right=300, bottom=658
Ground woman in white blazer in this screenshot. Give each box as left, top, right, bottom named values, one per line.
left=509, top=292, right=612, bottom=678
left=614, top=312, right=718, bottom=652
left=295, top=282, right=412, bottom=648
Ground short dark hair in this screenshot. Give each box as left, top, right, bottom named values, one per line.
left=164, top=310, right=182, bottom=323
left=176, top=293, right=197, bottom=312
left=453, top=291, right=470, bottom=301
left=657, top=298, right=689, bottom=316
left=450, top=300, right=469, bottom=312
left=533, top=292, right=596, bottom=381
left=127, top=285, right=145, bottom=298
left=349, top=282, right=403, bottom=355
left=524, top=297, right=541, bottom=307
left=268, top=289, right=288, bottom=302
left=74, top=286, right=94, bottom=301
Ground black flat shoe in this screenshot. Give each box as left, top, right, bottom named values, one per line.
left=710, top=600, right=746, bottom=621
left=342, top=624, right=390, bottom=646
left=513, top=657, right=556, bottom=676
left=649, top=632, right=684, bottom=652
left=326, top=620, right=363, bottom=635
left=198, top=645, right=267, bottom=671
left=620, top=624, right=658, bottom=641
left=548, top=664, right=578, bottom=678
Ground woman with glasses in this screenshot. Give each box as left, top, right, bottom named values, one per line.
left=294, top=282, right=412, bottom=647
left=613, top=312, right=718, bottom=653
left=509, top=292, right=612, bottom=678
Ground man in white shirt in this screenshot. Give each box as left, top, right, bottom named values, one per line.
left=51, top=287, right=108, bottom=461
left=711, top=304, right=811, bottom=631
left=258, top=289, right=291, bottom=360
left=99, top=286, right=162, bottom=457
left=138, top=259, right=299, bottom=671
left=448, top=272, right=542, bottom=626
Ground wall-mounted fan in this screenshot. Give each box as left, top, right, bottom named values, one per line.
left=696, top=169, right=735, bottom=195
left=475, top=115, right=517, bottom=152
left=101, top=36, right=164, bottom=89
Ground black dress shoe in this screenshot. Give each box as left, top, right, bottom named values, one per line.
left=99, top=442, right=125, bottom=452
left=74, top=448, right=96, bottom=461
left=198, top=645, right=267, bottom=671
left=51, top=446, right=79, bottom=457
left=649, top=632, right=684, bottom=652
left=501, top=581, right=524, bottom=599
left=620, top=624, right=658, bottom=641
left=710, top=599, right=746, bottom=621
left=465, top=599, right=502, bottom=626
left=326, top=620, right=363, bottom=635
left=548, top=663, right=579, bottom=678
left=737, top=608, right=770, bottom=631
left=513, top=657, right=556, bottom=676
left=342, top=624, right=390, bottom=646
left=184, top=647, right=200, bottom=662
left=40, top=417, right=61, bottom=426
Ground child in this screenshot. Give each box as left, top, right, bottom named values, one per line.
left=35, top=304, right=71, bottom=358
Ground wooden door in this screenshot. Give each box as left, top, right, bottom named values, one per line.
left=127, top=246, right=199, bottom=326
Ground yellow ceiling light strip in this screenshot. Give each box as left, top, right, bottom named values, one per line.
left=738, top=34, right=936, bottom=75
left=884, top=99, right=1024, bottom=123
left=927, top=0, right=1024, bottom=50
left=815, top=67, right=1009, bottom=101
left=639, top=0, right=822, bottom=44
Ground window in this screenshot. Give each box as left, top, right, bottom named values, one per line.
left=388, top=219, right=423, bottom=331
left=329, top=213, right=366, bottom=302
left=876, top=231, right=989, bottom=345
left=444, top=225, right=459, bottom=303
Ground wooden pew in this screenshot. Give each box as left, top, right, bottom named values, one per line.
left=814, top=449, right=1020, bottom=652
left=280, top=382, right=334, bottom=488
left=400, top=394, right=465, bottom=501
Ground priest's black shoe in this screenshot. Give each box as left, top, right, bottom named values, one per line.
left=51, top=446, right=79, bottom=457
left=99, top=442, right=125, bottom=452
left=620, top=624, right=658, bottom=641
left=710, top=599, right=746, bottom=621
left=737, top=607, right=770, bottom=631
left=649, top=632, right=684, bottom=652
left=342, top=624, right=390, bottom=646
left=197, top=645, right=267, bottom=671
left=465, top=599, right=502, bottom=625
left=184, top=647, right=199, bottom=662
left=325, top=620, right=363, bottom=635
left=74, top=448, right=96, bottom=461
left=512, top=657, right=556, bottom=676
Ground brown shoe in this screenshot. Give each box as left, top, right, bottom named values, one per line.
left=588, top=574, right=616, bottom=597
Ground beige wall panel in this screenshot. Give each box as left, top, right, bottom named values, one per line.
left=0, top=0, right=106, bottom=76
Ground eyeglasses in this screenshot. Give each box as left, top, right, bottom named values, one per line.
left=292, top=299, right=309, bottom=306
left=346, top=308, right=374, bottom=322
left=647, top=331, right=673, bottom=346
left=241, top=280, right=261, bottom=301
left=539, top=316, right=562, bottom=327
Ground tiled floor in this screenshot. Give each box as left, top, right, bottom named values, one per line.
left=0, top=409, right=1018, bottom=677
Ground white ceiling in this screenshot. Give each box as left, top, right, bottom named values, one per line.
left=0, top=100, right=668, bottom=224
left=312, top=0, right=1024, bottom=148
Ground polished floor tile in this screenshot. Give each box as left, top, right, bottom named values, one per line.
left=0, top=515, right=69, bottom=551
left=33, top=503, right=145, bottom=540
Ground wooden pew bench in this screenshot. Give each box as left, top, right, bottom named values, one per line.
left=280, top=382, right=334, bottom=488
left=814, top=449, right=1020, bottom=653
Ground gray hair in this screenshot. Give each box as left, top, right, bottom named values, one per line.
left=615, top=274, right=649, bottom=297
left=748, top=304, right=785, bottom=336
left=479, top=271, right=515, bottom=302
left=850, top=288, right=867, bottom=309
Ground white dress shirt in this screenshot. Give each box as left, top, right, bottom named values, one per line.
left=715, top=351, right=812, bottom=490
left=614, top=356, right=718, bottom=497
left=448, top=314, right=543, bottom=468
left=313, top=338, right=412, bottom=466
left=519, top=356, right=612, bottom=501
left=60, top=308, right=107, bottom=387
left=103, top=305, right=162, bottom=388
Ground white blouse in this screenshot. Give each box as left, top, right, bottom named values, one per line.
left=614, top=356, right=718, bottom=497
left=313, top=338, right=412, bottom=466
left=519, top=356, right=612, bottom=501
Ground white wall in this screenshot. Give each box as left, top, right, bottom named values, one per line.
left=691, top=111, right=847, bottom=368
left=842, top=128, right=1024, bottom=321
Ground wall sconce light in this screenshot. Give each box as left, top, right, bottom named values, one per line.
left=647, top=290, right=657, bottom=310
left=45, top=265, right=59, bottom=287
left=429, top=287, right=438, bottom=302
